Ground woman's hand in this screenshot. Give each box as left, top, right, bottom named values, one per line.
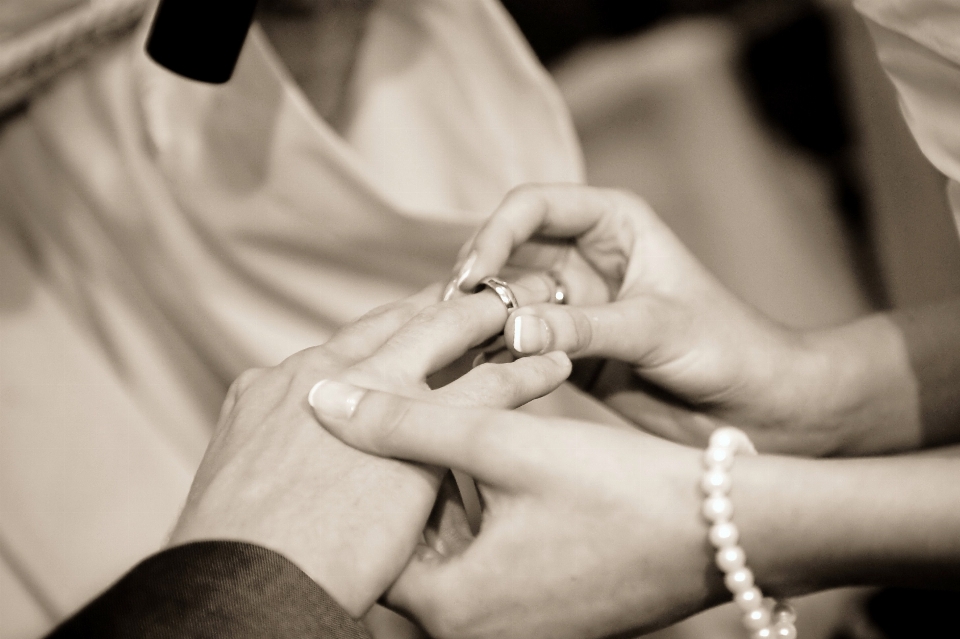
left=449, top=184, right=920, bottom=456
left=312, top=384, right=960, bottom=639
left=171, top=277, right=569, bottom=617
left=310, top=382, right=721, bottom=639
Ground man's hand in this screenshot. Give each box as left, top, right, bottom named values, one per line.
left=169, top=278, right=570, bottom=617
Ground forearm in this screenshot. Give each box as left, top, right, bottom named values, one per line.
left=734, top=454, right=960, bottom=596
left=788, top=298, right=960, bottom=455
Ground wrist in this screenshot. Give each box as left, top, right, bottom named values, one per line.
left=725, top=322, right=848, bottom=455
left=790, top=315, right=920, bottom=455
left=731, top=453, right=960, bottom=594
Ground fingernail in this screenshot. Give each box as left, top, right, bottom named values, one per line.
left=308, top=380, right=366, bottom=420
left=512, top=315, right=550, bottom=354
left=442, top=278, right=459, bottom=302
left=455, top=251, right=477, bottom=291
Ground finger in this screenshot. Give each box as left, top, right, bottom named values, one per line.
left=505, top=298, right=676, bottom=361
left=322, top=284, right=443, bottom=361
left=437, top=351, right=571, bottom=409
left=308, top=383, right=534, bottom=484
left=604, top=391, right=720, bottom=447
left=384, top=548, right=462, bottom=637
left=455, top=185, right=637, bottom=292
left=349, top=273, right=558, bottom=386
left=423, top=472, right=474, bottom=558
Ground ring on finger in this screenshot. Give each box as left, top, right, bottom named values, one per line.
left=475, top=276, right=520, bottom=313
left=544, top=271, right=568, bottom=305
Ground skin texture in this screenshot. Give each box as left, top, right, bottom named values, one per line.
left=312, top=384, right=960, bottom=639
left=169, top=277, right=569, bottom=617
left=448, top=183, right=950, bottom=456
left=311, top=383, right=718, bottom=639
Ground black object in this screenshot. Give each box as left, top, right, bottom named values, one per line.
left=864, top=588, right=960, bottom=639
left=146, top=0, right=259, bottom=83
left=46, top=541, right=371, bottom=639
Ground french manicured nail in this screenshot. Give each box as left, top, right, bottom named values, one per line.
left=455, top=251, right=477, bottom=291
left=442, top=278, right=459, bottom=302
left=512, top=315, right=550, bottom=354
left=308, top=380, right=366, bottom=420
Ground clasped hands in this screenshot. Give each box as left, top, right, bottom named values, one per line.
left=170, top=271, right=715, bottom=639
left=170, top=184, right=920, bottom=639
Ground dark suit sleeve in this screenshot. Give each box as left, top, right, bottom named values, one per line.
left=46, top=541, right=373, bottom=639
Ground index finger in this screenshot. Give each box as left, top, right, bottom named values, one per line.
left=309, top=383, right=538, bottom=487
left=456, top=185, right=634, bottom=293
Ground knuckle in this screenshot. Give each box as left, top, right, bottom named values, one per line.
left=412, top=302, right=446, bottom=325
left=505, top=182, right=538, bottom=201
left=414, top=300, right=470, bottom=333
left=363, top=400, right=411, bottom=455
left=504, top=184, right=547, bottom=213
left=526, top=355, right=560, bottom=382
left=566, top=310, right=595, bottom=355
left=230, top=367, right=266, bottom=396
left=473, top=363, right=515, bottom=395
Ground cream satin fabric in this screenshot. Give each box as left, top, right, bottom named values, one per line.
left=855, top=0, right=960, bottom=234
left=0, top=0, right=582, bottom=631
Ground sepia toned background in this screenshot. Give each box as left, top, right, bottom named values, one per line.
left=2, top=1, right=958, bottom=638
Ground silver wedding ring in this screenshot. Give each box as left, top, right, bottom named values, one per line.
left=545, top=271, right=568, bottom=305
left=476, top=276, right=520, bottom=312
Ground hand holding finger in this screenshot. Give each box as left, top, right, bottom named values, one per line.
left=453, top=185, right=642, bottom=294
left=347, top=272, right=563, bottom=389
left=506, top=299, right=678, bottom=362
left=308, top=383, right=540, bottom=487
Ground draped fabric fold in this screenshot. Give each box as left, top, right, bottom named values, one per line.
left=0, top=0, right=582, bottom=630
left=855, top=0, right=960, bottom=234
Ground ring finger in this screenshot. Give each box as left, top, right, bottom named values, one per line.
left=347, top=272, right=559, bottom=389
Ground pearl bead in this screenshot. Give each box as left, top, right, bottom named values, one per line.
left=709, top=426, right=740, bottom=450
left=772, top=602, right=797, bottom=625
left=709, top=521, right=739, bottom=548
left=734, top=586, right=763, bottom=611
left=751, top=629, right=773, bottom=639
left=724, top=567, right=754, bottom=594
left=743, top=607, right=772, bottom=631
left=702, top=495, right=733, bottom=522
left=717, top=546, right=746, bottom=572
left=772, top=621, right=797, bottom=639
left=701, top=468, right=731, bottom=495
left=704, top=446, right=734, bottom=470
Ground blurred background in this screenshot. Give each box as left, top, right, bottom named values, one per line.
left=499, top=0, right=960, bottom=319
left=2, top=1, right=959, bottom=638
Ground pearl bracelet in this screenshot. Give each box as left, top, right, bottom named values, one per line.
left=702, top=426, right=797, bottom=639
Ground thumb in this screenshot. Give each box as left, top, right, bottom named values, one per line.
left=506, top=298, right=679, bottom=363
left=308, top=380, right=525, bottom=484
